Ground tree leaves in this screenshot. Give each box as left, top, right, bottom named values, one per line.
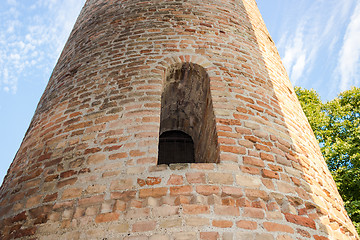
left=296, top=86, right=360, bottom=234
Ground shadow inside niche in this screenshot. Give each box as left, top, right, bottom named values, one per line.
left=158, top=63, right=219, bottom=164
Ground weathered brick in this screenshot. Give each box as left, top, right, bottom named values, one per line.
left=153, top=206, right=179, bottom=217
left=243, top=156, right=265, bottom=167
left=45, top=174, right=59, bottom=182
left=95, top=115, right=119, bottom=124
left=53, top=201, right=74, bottom=210
left=208, top=173, right=233, bottom=185
left=111, top=191, right=136, bottom=201
left=86, top=184, right=107, bottom=194
left=268, top=164, right=283, bottom=172
left=26, top=195, right=42, bottom=208
left=146, top=177, right=162, bottom=186
left=43, top=192, right=58, bottom=203
left=109, top=223, right=129, bottom=233
left=291, top=177, right=301, bottom=186
left=243, top=207, right=265, bottom=219
left=133, top=220, right=156, bottom=232
left=262, top=169, right=280, bottom=179
left=109, top=152, right=128, bottom=160
left=125, top=208, right=151, bottom=219
left=221, top=186, right=243, bottom=197
left=137, top=178, right=146, bottom=187
left=263, top=222, right=294, bottom=233
left=79, top=195, right=104, bottom=206
left=60, top=170, right=77, bottom=179
left=62, top=188, right=82, bottom=200
left=236, top=174, right=262, bottom=188
left=139, top=188, right=167, bottom=198
left=185, top=217, right=210, bottom=226
left=11, top=211, right=27, bottom=223
left=220, top=145, right=246, bottom=154
left=236, top=220, right=257, bottom=230
left=149, top=234, right=170, bottom=240
left=213, top=220, right=233, bottom=228
left=276, top=235, right=295, bottom=240
left=95, top=212, right=120, bottom=223
left=170, top=185, right=192, bottom=196
left=84, top=147, right=101, bottom=155
left=297, top=228, right=311, bottom=238
left=222, top=198, right=236, bottom=206
left=130, top=150, right=145, bottom=157
left=183, top=204, right=210, bottom=215
left=174, top=195, right=191, bottom=205
left=277, top=182, right=295, bottom=194
left=186, top=172, right=206, bottom=183
left=200, top=232, right=219, bottom=240
left=14, top=227, right=37, bottom=238
left=284, top=213, right=316, bottom=229
left=196, top=185, right=220, bottom=196
left=245, top=189, right=270, bottom=201
left=87, top=154, right=106, bottom=165
left=167, top=175, right=183, bottom=185
left=190, top=163, right=214, bottom=170
left=113, top=200, right=126, bottom=212
left=160, top=219, right=182, bottom=228
left=260, top=152, right=275, bottom=162
left=28, top=205, right=52, bottom=219
left=214, top=206, right=240, bottom=216
left=110, top=179, right=133, bottom=191
left=173, top=232, right=197, bottom=239
left=57, top=178, right=77, bottom=188
left=313, top=235, right=329, bottom=240
left=241, top=165, right=261, bottom=175
left=127, top=166, right=146, bottom=174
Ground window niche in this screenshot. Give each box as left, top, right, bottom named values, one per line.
left=158, top=62, right=219, bottom=165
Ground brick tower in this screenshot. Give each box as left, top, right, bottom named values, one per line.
left=0, top=0, right=358, bottom=239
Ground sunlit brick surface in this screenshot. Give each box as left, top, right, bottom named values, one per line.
left=0, top=0, right=358, bottom=239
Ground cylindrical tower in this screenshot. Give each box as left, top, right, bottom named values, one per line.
left=0, top=0, right=358, bottom=239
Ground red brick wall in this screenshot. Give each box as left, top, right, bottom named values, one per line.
left=0, top=0, right=358, bottom=239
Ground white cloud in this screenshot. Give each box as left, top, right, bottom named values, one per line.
left=3, top=69, right=9, bottom=83
left=9, top=53, right=20, bottom=61
left=280, top=22, right=308, bottom=85
left=6, top=0, right=17, bottom=6
left=0, top=0, right=85, bottom=94
left=291, top=54, right=306, bottom=84
left=338, top=2, right=360, bottom=91
left=277, top=0, right=356, bottom=89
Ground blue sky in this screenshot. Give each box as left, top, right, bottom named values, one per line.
left=1, top=0, right=359, bottom=184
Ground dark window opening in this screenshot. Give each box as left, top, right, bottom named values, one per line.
left=158, top=62, right=220, bottom=165
left=158, top=130, right=195, bottom=165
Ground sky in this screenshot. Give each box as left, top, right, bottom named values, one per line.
left=0, top=0, right=359, bottom=184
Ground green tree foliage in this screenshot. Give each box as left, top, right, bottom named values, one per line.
left=295, top=86, right=360, bottom=235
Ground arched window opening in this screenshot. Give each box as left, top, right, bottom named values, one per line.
left=158, top=62, right=219, bottom=164
left=158, top=130, right=195, bottom=165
